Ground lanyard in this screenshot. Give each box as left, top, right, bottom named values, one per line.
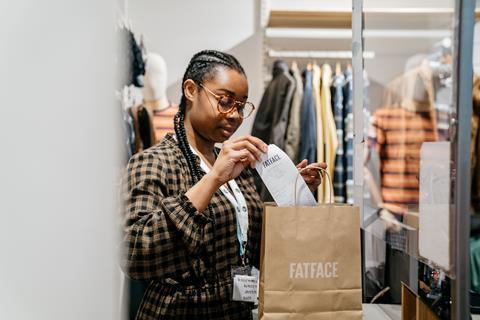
left=189, top=146, right=249, bottom=258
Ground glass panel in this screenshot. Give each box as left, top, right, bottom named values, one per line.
left=361, top=1, right=456, bottom=315
left=471, top=0, right=480, bottom=314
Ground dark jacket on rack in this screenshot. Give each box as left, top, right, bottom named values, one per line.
left=251, top=60, right=295, bottom=149
left=299, top=68, right=317, bottom=164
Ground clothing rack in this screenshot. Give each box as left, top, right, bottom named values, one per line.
left=267, top=49, right=375, bottom=59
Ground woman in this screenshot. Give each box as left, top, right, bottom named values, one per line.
left=123, top=50, right=324, bottom=319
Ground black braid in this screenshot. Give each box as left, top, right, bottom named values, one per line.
left=175, top=49, right=245, bottom=184
left=174, top=111, right=204, bottom=183
left=173, top=50, right=246, bottom=308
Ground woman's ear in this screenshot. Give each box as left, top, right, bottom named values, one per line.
left=183, top=79, right=198, bottom=103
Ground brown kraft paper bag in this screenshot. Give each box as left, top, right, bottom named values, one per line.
left=259, top=203, right=363, bottom=319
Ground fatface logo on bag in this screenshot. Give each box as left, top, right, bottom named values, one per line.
left=289, top=262, right=339, bottom=279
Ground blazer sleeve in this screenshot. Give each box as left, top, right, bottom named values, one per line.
left=122, top=152, right=211, bottom=280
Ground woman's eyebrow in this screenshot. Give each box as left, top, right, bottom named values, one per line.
left=215, top=88, right=236, bottom=96
left=216, top=88, right=248, bottom=99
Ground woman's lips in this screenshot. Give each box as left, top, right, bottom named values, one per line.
left=220, top=127, right=235, bottom=137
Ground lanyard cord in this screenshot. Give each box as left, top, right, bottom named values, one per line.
left=194, top=147, right=249, bottom=262
left=211, top=148, right=248, bottom=262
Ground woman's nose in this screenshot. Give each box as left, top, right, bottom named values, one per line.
left=226, top=106, right=241, bottom=120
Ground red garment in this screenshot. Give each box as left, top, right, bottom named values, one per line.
left=153, top=103, right=178, bottom=143
left=369, top=106, right=437, bottom=209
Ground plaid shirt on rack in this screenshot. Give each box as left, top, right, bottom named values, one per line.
left=343, top=69, right=354, bottom=205
left=332, top=73, right=346, bottom=203
left=122, top=134, right=263, bottom=320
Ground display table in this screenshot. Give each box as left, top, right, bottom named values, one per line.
left=363, top=304, right=400, bottom=319
left=252, top=305, right=401, bottom=320
left=253, top=305, right=480, bottom=319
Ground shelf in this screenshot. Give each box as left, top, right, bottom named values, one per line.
left=268, top=10, right=351, bottom=29
left=267, top=8, right=480, bottom=30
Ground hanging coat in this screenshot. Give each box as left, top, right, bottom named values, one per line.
left=284, top=62, right=304, bottom=163
left=299, top=68, right=317, bottom=164
left=252, top=60, right=295, bottom=150
left=319, top=64, right=338, bottom=203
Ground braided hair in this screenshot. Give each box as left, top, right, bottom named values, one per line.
left=174, top=51, right=246, bottom=292
left=174, top=50, right=246, bottom=184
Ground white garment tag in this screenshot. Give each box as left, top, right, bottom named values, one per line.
left=232, top=275, right=258, bottom=303
left=255, top=144, right=317, bottom=206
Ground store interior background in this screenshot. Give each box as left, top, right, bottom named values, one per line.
left=1, top=0, right=480, bottom=319
left=124, top=0, right=480, bottom=318
left=125, top=0, right=480, bottom=136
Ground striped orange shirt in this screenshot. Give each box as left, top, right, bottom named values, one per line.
left=152, top=103, right=178, bottom=143
left=369, top=106, right=437, bottom=209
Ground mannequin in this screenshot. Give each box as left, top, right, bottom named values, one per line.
left=142, top=52, right=178, bottom=143
left=143, top=52, right=169, bottom=110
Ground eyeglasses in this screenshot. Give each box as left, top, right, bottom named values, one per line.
left=199, top=83, right=255, bottom=119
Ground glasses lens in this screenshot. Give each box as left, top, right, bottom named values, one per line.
left=218, top=96, right=235, bottom=111
left=241, top=102, right=255, bottom=118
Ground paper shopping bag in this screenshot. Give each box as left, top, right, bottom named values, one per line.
left=259, top=203, right=363, bottom=320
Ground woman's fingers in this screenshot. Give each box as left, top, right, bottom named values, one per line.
left=225, top=135, right=267, bottom=168
left=230, top=135, right=268, bottom=153
left=301, top=168, right=321, bottom=178
left=229, top=148, right=257, bottom=168
left=302, top=174, right=321, bottom=184
left=308, top=162, right=327, bottom=169
left=302, top=175, right=315, bottom=184
left=230, top=140, right=264, bottom=161
left=228, top=148, right=249, bottom=161
left=296, top=159, right=308, bottom=169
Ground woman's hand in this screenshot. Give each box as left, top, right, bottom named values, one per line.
left=187, top=136, right=266, bottom=212
left=209, top=135, right=268, bottom=187
left=296, top=159, right=327, bottom=192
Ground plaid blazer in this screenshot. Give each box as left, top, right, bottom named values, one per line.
left=122, top=134, right=263, bottom=319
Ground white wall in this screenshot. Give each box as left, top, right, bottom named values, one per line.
left=0, top=1, right=121, bottom=319
left=126, top=0, right=263, bottom=135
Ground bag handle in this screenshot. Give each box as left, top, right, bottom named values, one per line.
left=294, top=165, right=333, bottom=205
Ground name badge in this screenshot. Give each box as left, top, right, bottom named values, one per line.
left=231, top=266, right=259, bottom=303
left=232, top=275, right=258, bottom=303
